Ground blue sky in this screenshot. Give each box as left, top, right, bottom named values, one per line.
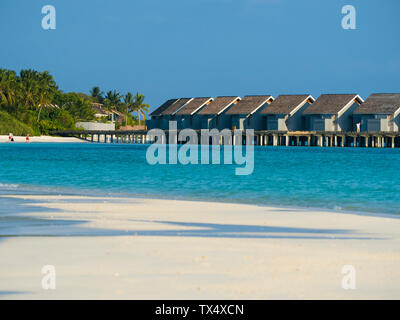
left=0, top=0, right=399, bottom=111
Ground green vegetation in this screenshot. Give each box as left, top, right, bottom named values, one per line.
left=0, top=68, right=150, bottom=135
left=0, top=110, right=35, bottom=135
left=91, top=87, right=150, bottom=127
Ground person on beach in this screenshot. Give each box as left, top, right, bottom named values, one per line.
left=26, top=134, right=30, bottom=143
left=9, top=133, right=14, bottom=142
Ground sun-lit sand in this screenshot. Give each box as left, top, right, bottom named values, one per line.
left=0, top=195, right=399, bottom=299
left=0, top=135, right=86, bottom=143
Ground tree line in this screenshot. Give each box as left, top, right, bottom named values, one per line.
left=0, top=68, right=150, bottom=135
left=89, top=87, right=150, bottom=128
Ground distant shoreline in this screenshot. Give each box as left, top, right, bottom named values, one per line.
left=0, top=135, right=87, bottom=143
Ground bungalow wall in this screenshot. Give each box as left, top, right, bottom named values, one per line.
left=265, top=102, right=311, bottom=131
left=354, top=114, right=392, bottom=132
left=197, top=102, right=239, bottom=130
left=160, top=115, right=175, bottom=130
left=175, top=115, right=190, bottom=129
left=217, top=114, right=233, bottom=130
left=245, top=103, right=271, bottom=130
left=394, top=115, right=400, bottom=131
left=265, top=115, right=286, bottom=131
left=305, top=115, right=335, bottom=131
left=191, top=115, right=203, bottom=130
left=338, top=101, right=359, bottom=131
left=231, top=115, right=247, bottom=130
left=176, top=115, right=203, bottom=130
left=146, top=118, right=159, bottom=130
left=147, top=116, right=171, bottom=130
left=198, top=115, right=217, bottom=130
left=196, top=114, right=232, bottom=130
left=287, top=101, right=310, bottom=131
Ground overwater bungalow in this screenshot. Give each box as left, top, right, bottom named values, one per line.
left=158, top=98, right=192, bottom=129
left=147, top=98, right=179, bottom=129
left=175, top=97, right=214, bottom=129
left=259, top=94, right=315, bottom=131
left=195, top=96, right=241, bottom=130
left=63, top=92, right=400, bottom=148
left=353, top=93, right=400, bottom=132
left=303, top=94, right=363, bottom=132
left=224, top=95, right=274, bottom=130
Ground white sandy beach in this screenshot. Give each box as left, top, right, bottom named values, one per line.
left=0, top=135, right=86, bottom=143
left=0, top=195, right=399, bottom=299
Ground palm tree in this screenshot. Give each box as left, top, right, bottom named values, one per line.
left=71, top=96, right=95, bottom=121
left=16, top=69, right=58, bottom=121
left=35, top=71, right=58, bottom=122
left=90, top=86, right=104, bottom=103
left=123, top=92, right=134, bottom=125
left=104, top=90, right=121, bottom=108
left=103, top=90, right=122, bottom=123
left=19, top=69, right=40, bottom=108
left=0, top=69, right=18, bottom=108
left=132, top=93, right=150, bottom=125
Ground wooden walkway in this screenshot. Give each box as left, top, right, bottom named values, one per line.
left=52, top=130, right=148, bottom=144
left=253, top=131, right=400, bottom=148
left=50, top=130, right=400, bottom=148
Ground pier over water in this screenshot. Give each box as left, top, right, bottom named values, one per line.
left=51, top=130, right=400, bottom=148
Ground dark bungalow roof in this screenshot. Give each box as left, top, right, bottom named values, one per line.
left=225, top=95, right=274, bottom=115
left=354, top=93, right=400, bottom=115
left=175, top=97, right=213, bottom=115
left=92, top=103, right=122, bottom=117
left=160, top=98, right=192, bottom=115
left=112, top=109, right=124, bottom=117
left=197, top=96, right=240, bottom=115
left=303, top=94, right=362, bottom=115
left=260, top=94, right=314, bottom=115
left=150, top=98, right=178, bottom=116
left=92, top=103, right=108, bottom=115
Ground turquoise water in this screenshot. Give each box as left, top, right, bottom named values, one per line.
left=0, top=143, right=399, bottom=215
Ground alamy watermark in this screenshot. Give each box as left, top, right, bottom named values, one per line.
left=341, top=264, right=356, bottom=290
left=41, top=5, right=56, bottom=30
left=41, top=265, right=56, bottom=290
left=146, top=121, right=254, bottom=175
left=341, top=5, right=356, bottom=30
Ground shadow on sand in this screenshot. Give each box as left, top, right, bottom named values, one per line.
left=122, top=219, right=379, bottom=240
left=0, top=196, right=381, bottom=241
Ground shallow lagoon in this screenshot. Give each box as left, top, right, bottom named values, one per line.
left=0, top=143, right=399, bottom=215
